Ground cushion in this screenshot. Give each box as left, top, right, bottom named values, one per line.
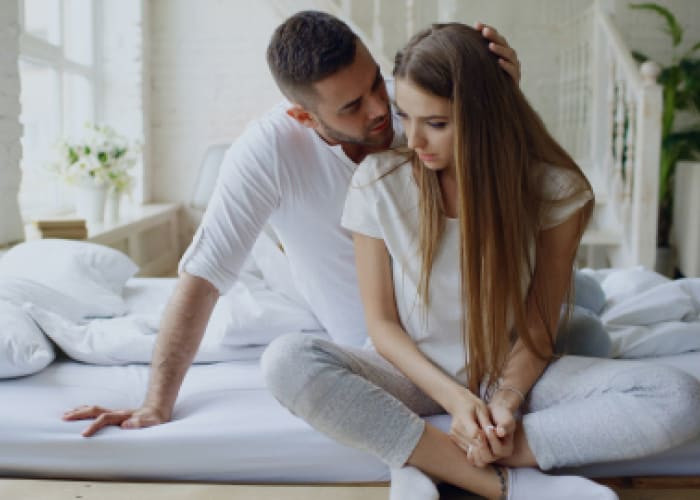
left=0, top=276, right=96, bottom=323
left=251, top=228, right=310, bottom=309
left=600, top=266, right=670, bottom=311
left=0, top=239, right=138, bottom=318
left=216, top=270, right=323, bottom=347
left=0, top=300, right=54, bottom=378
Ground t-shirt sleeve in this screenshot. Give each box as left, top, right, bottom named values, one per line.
left=539, top=164, right=594, bottom=230
left=340, top=160, right=383, bottom=239
left=178, top=121, right=281, bottom=295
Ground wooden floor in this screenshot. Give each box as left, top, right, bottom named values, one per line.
left=1, top=480, right=699, bottom=500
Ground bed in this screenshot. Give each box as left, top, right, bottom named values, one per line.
left=1, top=264, right=700, bottom=498
left=1, top=146, right=699, bottom=498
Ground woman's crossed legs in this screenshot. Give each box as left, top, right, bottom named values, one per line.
left=262, top=333, right=700, bottom=498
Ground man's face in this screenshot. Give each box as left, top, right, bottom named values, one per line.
left=308, top=42, right=393, bottom=148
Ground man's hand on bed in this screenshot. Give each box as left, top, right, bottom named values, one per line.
left=62, top=405, right=168, bottom=437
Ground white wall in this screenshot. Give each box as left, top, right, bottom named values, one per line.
left=0, top=0, right=25, bottom=246
left=148, top=0, right=285, bottom=212
left=101, top=0, right=150, bottom=204
left=146, top=0, right=700, bottom=251
left=612, top=0, right=700, bottom=130
left=612, top=0, right=700, bottom=65
left=146, top=0, right=579, bottom=231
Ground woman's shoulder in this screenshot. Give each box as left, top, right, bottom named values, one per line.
left=352, top=149, right=412, bottom=188
left=534, top=162, right=594, bottom=230
left=534, top=162, right=592, bottom=201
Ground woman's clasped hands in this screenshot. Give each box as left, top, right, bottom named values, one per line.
left=447, top=388, right=518, bottom=468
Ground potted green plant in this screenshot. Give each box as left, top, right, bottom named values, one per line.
left=629, top=3, right=700, bottom=265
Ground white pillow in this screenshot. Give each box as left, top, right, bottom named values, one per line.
left=602, top=280, right=695, bottom=326
left=215, top=273, right=323, bottom=347
left=600, top=266, right=670, bottom=311
left=0, top=300, right=55, bottom=378
left=0, top=276, right=96, bottom=323
left=610, top=322, right=700, bottom=358
left=0, top=239, right=138, bottom=318
left=251, top=229, right=310, bottom=309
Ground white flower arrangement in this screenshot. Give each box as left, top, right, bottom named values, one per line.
left=50, top=123, right=140, bottom=194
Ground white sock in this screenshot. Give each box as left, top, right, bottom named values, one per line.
left=507, top=467, right=618, bottom=500
left=389, top=465, right=439, bottom=500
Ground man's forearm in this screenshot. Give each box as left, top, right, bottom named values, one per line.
left=142, top=272, right=219, bottom=419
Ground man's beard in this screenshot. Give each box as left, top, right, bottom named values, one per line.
left=316, top=112, right=393, bottom=147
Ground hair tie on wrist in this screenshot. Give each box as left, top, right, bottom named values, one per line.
left=495, top=384, right=525, bottom=404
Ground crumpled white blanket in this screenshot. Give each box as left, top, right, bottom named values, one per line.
left=24, top=304, right=267, bottom=365
left=24, top=268, right=324, bottom=366
left=582, top=267, right=700, bottom=358
left=21, top=264, right=700, bottom=365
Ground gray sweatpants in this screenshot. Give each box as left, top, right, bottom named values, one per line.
left=261, top=333, right=700, bottom=470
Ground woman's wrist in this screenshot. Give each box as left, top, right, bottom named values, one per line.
left=442, top=383, right=476, bottom=414
left=490, top=385, right=524, bottom=413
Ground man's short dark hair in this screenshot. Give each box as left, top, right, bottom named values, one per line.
left=266, top=11, right=358, bottom=107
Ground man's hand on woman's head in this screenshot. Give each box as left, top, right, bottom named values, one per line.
left=475, top=21, right=521, bottom=84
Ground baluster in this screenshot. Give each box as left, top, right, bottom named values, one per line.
left=576, top=41, right=585, bottom=158
left=624, top=91, right=636, bottom=201
left=605, top=53, right=616, bottom=186
left=614, top=73, right=626, bottom=200
left=582, top=39, right=591, bottom=159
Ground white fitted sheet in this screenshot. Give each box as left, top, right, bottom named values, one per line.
left=1, top=353, right=700, bottom=482
left=1, top=278, right=698, bottom=482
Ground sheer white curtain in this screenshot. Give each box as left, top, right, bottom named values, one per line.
left=0, top=0, right=25, bottom=246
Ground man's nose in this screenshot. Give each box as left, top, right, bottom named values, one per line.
left=367, top=92, right=387, bottom=121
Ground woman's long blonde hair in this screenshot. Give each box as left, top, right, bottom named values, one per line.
left=393, top=23, right=593, bottom=392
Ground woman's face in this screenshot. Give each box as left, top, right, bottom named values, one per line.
left=395, top=78, right=454, bottom=172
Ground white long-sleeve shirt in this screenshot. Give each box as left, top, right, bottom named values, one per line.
left=179, top=101, right=402, bottom=347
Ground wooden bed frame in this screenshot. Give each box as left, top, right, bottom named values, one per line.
left=2, top=477, right=699, bottom=500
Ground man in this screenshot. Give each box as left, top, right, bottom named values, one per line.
left=64, top=11, right=521, bottom=437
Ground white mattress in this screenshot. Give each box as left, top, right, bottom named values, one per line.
left=1, top=278, right=699, bottom=482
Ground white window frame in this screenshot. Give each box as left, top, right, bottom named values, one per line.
left=17, top=0, right=103, bottom=220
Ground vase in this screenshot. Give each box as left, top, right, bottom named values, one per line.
left=104, top=190, right=122, bottom=224
left=74, top=183, right=108, bottom=224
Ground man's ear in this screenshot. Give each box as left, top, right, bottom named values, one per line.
left=286, top=105, right=318, bottom=129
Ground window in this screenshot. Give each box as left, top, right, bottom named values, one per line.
left=18, top=0, right=99, bottom=219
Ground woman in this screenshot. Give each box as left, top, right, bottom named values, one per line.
left=262, top=23, right=700, bottom=499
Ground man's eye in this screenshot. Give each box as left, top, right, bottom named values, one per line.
left=428, top=122, right=447, bottom=129
left=395, top=111, right=407, bottom=119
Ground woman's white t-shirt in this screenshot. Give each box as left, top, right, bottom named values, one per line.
left=340, top=150, right=593, bottom=385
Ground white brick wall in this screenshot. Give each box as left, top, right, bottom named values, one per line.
left=0, top=0, right=25, bottom=246
left=148, top=0, right=286, bottom=249
left=147, top=0, right=699, bottom=252
left=612, top=0, right=700, bottom=130
left=613, top=0, right=700, bottom=66
left=101, top=0, right=150, bottom=204
left=146, top=0, right=585, bottom=249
